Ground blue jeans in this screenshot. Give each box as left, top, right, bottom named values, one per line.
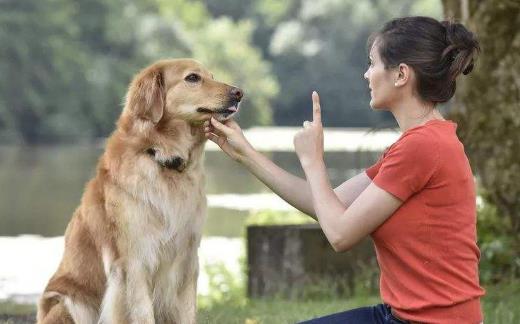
left=297, top=304, right=410, bottom=324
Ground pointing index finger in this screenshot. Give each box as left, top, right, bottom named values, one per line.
left=312, top=91, right=321, bottom=124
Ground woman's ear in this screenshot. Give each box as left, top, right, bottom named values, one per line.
left=394, top=63, right=411, bottom=87
left=126, top=67, right=165, bottom=124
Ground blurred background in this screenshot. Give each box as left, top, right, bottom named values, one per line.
left=0, top=0, right=519, bottom=323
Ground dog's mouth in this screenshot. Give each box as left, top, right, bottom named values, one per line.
left=196, top=103, right=240, bottom=120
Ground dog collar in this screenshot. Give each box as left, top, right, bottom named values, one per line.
left=146, top=148, right=185, bottom=171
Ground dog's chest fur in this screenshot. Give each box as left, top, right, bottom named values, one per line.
left=116, top=159, right=206, bottom=265
left=97, top=159, right=207, bottom=322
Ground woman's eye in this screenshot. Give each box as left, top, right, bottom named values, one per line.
left=185, top=73, right=201, bottom=83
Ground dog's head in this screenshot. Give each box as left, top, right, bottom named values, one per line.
left=123, top=59, right=243, bottom=126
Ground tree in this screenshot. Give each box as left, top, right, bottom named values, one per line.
left=0, top=0, right=90, bottom=143
left=204, top=0, right=443, bottom=127
left=156, top=0, right=279, bottom=127
left=442, top=0, right=520, bottom=276
left=0, top=0, right=156, bottom=143
left=0, top=0, right=278, bottom=143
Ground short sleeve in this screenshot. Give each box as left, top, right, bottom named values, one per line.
left=372, top=132, right=439, bottom=201
left=365, top=145, right=393, bottom=179
left=365, top=155, right=383, bottom=180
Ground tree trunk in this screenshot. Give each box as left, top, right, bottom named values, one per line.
left=441, top=0, right=520, bottom=233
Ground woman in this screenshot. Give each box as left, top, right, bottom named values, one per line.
left=203, top=16, right=484, bottom=324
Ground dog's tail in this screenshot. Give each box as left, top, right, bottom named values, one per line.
left=37, top=291, right=74, bottom=324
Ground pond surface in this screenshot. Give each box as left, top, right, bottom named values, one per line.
left=0, top=141, right=383, bottom=237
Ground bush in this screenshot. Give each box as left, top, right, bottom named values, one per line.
left=477, top=200, right=520, bottom=284
left=245, top=210, right=315, bottom=226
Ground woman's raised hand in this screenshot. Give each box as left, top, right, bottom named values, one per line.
left=203, top=118, right=254, bottom=162
left=293, top=91, right=325, bottom=169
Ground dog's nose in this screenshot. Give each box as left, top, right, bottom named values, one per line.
left=230, top=87, right=243, bottom=102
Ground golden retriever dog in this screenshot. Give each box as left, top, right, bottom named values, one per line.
left=37, top=59, right=243, bottom=324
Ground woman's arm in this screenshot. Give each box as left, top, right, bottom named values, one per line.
left=241, top=149, right=372, bottom=218
left=239, top=148, right=316, bottom=217
left=334, top=172, right=372, bottom=207
left=293, top=92, right=402, bottom=251
left=204, top=118, right=371, bottom=218
left=304, top=161, right=401, bottom=251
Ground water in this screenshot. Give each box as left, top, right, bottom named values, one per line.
left=0, top=127, right=396, bottom=303
left=0, top=143, right=387, bottom=237
left=0, top=235, right=243, bottom=302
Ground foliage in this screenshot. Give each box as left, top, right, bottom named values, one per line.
left=0, top=0, right=157, bottom=143
left=0, top=0, right=91, bottom=143
left=0, top=0, right=278, bottom=143
left=442, top=0, right=520, bottom=272
left=0, top=0, right=445, bottom=144
left=477, top=200, right=520, bottom=284
left=188, top=18, right=279, bottom=127
left=204, top=0, right=443, bottom=127
left=156, top=0, right=280, bottom=128
left=245, top=210, right=315, bottom=226
left=198, top=262, right=246, bottom=309
left=481, top=279, right=520, bottom=324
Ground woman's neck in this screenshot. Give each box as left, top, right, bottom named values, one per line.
left=390, top=97, right=444, bottom=132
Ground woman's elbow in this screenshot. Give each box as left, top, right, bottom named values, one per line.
left=330, top=239, right=353, bottom=253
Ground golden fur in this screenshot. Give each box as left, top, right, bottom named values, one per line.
left=37, top=59, right=243, bottom=324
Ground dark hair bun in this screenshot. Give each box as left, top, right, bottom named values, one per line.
left=370, top=16, right=480, bottom=104
left=441, top=21, right=480, bottom=80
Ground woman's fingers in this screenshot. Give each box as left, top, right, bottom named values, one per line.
left=205, top=131, right=227, bottom=148
left=205, top=131, right=219, bottom=143
left=312, top=91, right=321, bottom=125
left=225, top=118, right=241, bottom=131
left=204, top=118, right=240, bottom=133
left=205, top=118, right=243, bottom=140
left=205, top=124, right=226, bottom=138
left=210, top=117, right=234, bottom=136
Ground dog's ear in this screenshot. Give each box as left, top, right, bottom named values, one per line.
left=127, top=68, right=165, bottom=124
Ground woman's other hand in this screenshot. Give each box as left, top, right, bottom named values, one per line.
left=294, top=91, right=325, bottom=169
left=204, top=118, right=254, bottom=162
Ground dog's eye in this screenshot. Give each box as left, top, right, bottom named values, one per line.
left=185, top=73, right=201, bottom=83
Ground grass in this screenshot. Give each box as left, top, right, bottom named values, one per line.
left=0, top=301, right=35, bottom=316
left=198, top=280, right=520, bottom=324
left=481, top=280, right=520, bottom=324
left=198, top=295, right=379, bottom=324
left=1, top=281, right=519, bottom=323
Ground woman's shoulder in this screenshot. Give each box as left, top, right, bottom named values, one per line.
left=397, top=119, right=457, bottom=147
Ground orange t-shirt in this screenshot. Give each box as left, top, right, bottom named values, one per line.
left=365, top=119, right=485, bottom=324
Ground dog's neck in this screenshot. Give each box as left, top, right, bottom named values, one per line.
left=106, top=117, right=207, bottom=175
left=143, top=120, right=206, bottom=173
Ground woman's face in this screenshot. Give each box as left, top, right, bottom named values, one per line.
left=363, top=42, right=398, bottom=110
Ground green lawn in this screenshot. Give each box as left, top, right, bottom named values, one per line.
left=198, top=281, right=520, bottom=324
left=198, top=296, right=379, bottom=324
left=1, top=282, right=519, bottom=323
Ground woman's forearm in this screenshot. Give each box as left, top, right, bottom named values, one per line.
left=304, top=161, right=348, bottom=245
left=239, top=149, right=317, bottom=219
